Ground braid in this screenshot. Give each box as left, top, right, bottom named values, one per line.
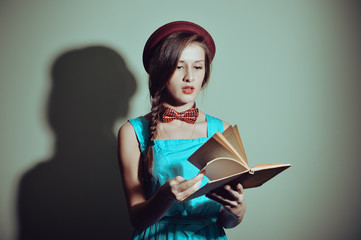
left=149, top=92, right=162, bottom=141
left=139, top=32, right=212, bottom=188
left=140, top=89, right=163, bottom=187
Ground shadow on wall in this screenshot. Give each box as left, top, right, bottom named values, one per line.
left=17, top=46, right=137, bottom=240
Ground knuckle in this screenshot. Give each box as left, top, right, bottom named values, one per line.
left=174, top=192, right=183, bottom=201
left=170, top=187, right=177, bottom=194
left=169, top=188, right=178, bottom=199
left=175, top=176, right=183, bottom=182
left=169, top=179, right=176, bottom=185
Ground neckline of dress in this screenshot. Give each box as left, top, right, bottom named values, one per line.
left=154, top=136, right=209, bottom=143
left=140, top=114, right=211, bottom=142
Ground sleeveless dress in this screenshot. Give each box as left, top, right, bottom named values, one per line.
left=128, top=114, right=227, bottom=240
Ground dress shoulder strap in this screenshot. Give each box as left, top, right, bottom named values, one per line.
left=128, top=116, right=149, bottom=156
left=206, top=114, right=224, bottom=137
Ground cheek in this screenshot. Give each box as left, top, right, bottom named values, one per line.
left=196, top=72, right=206, bottom=88
left=166, top=81, right=179, bottom=95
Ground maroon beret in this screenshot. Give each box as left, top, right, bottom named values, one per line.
left=142, top=21, right=216, bottom=73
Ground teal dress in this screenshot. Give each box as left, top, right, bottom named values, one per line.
left=128, top=114, right=227, bottom=240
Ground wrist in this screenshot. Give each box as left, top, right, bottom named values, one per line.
left=158, top=182, right=176, bottom=203
left=218, top=207, right=244, bottom=229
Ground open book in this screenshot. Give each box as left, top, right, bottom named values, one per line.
left=186, top=125, right=291, bottom=200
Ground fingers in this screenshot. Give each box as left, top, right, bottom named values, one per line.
left=177, top=178, right=203, bottom=201
left=237, top=183, right=244, bottom=195
left=207, top=184, right=245, bottom=207
left=224, top=185, right=240, bottom=202
left=207, top=191, right=238, bottom=208
left=178, top=172, right=204, bottom=192
left=169, top=176, right=186, bottom=186
left=168, top=173, right=205, bottom=201
left=227, top=184, right=244, bottom=203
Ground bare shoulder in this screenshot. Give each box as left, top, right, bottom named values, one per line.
left=118, top=114, right=149, bottom=142
left=200, top=111, right=231, bottom=131
left=118, top=121, right=140, bottom=162
left=118, top=121, right=137, bottom=142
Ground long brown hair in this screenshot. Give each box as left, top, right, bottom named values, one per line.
left=139, top=32, right=212, bottom=185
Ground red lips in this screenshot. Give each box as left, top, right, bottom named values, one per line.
left=182, top=86, right=194, bottom=94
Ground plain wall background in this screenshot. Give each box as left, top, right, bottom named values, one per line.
left=1, top=1, right=360, bottom=239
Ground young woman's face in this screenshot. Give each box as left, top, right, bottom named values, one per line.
left=166, top=42, right=205, bottom=107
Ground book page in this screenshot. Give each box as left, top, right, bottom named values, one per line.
left=222, top=125, right=248, bottom=166
left=232, top=125, right=248, bottom=166
left=212, top=132, right=248, bottom=168
left=188, top=135, right=241, bottom=170
left=222, top=126, right=243, bottom=157
left=201, top=157, right=249, bottom=180
left=251, top=163, right=291, bottom=171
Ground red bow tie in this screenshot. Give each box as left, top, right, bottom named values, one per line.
left=161, top=105, right=199, bottom=124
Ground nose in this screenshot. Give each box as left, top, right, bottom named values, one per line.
left=184, top=67, right=194, bottom=82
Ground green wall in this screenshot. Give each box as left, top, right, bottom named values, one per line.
left=1, top=1, right=360, bottom=239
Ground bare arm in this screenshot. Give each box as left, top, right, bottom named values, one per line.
left=118, top=122, right=204, bottom=230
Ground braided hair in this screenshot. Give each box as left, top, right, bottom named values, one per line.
left=140, top=32, right=212, bottom=186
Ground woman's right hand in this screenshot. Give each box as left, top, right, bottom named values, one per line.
left=160, top=171, right=205, bottom=202
left=120, top=121, right=204, bottom=229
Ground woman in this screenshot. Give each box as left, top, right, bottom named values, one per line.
left=118, top=21, right=246, bottom=239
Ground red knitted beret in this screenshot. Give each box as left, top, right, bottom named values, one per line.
left=142, top=21, right=216, bottom=73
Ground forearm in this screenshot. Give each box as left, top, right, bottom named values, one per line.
left=218, top=207, right=244, bottom=229
left=129, top=185, right=175, bottom=231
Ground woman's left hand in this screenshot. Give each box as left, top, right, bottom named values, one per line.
left=206, top=183, right=246, bottom=228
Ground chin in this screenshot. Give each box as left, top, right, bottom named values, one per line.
left=182, top=97, right=197, bottom=104
left=173, top=99, right=195, bottom=106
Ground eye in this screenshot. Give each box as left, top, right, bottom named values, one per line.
left=194, top=66, right=203, bottom=70
left=177, top=65, right=184, bottom=69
